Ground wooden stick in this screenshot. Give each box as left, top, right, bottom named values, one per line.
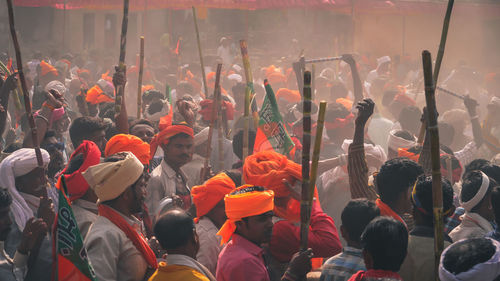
left=417, top=120, right=426, bottom=145
left=192, top=7, right=209, bottom=99
left=422, top=50, right=444, bottom=280
left=136, top=36, right=145, bottom=119
left=311, top=64, right=316, bottom=101
left=6, top=0, right=43, bottom=167
left=240, top=40, right=252, bottom=170
left=300, top=71, right=312, bottom=252
left=200, top=64, right=222, bottom=184
left=217, top=87, right=224, bottom=172
left=433, top=0, right=455, bottom=85
left=436, top=86, right=464, bottom=100
left=309, top=101, right=327, bottom=202
left=115, top=0, right=129, bottom=115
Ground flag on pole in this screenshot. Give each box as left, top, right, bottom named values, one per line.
left=253, top=79, right=295, bottom=155
left=54, top=177, right=96, bottom=281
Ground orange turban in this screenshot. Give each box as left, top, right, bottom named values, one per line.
left=40, top=60, right=59, bottom=77
left=398, top=147, right=420, bottom=162
left=268, top=72, right=286, bottom=85
left=105, top=134, right=151, bottom=165
left=141, top=85, right=155, bottom=94
left=101, top=70, right=113, bottom=82
left=336, top=98, right=353, bottom=111
left=276, top=88, right=301, bottom=104
left=86, top=85, right=114, bottom=104
left=243, top=151, right=317, bottom=222
left=217, top=185, right=274, bottom=245
left=191, top=173, right=236, bottom=219
left=149, top=124, right=194, bottom=159
left=266, top=65, right=279, bottom=77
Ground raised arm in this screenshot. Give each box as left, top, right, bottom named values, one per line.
left=341, top=54, right=363, bottom=105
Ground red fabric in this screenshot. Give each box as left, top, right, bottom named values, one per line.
left=269, top=201, right=342, bottom=262
left=98, top=204, right=158, bottom=269
left=149, top=124, right=193, bottom=159
left=348, top=270, right=403, bottom=281
left=397, top=148, right=420, bottom=162
left=199, top=99, right=235, bottom=121
left=324, top=113, right=355, bottom=130
left=375, top=199, right=406, bottom=225
left=58, top=141, right=101, bottom=201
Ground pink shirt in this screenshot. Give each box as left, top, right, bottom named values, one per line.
left=216, top=234, right=270, bottom=281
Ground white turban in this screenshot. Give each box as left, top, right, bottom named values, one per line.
left=194, top=127, right=209, bottom=146
left=227, top=73, right=243, bottom=83
left=387, top=130, right=416, bottom=151
left=44, top=80, right=66, bottom=95
left=460, top=171, right=490, bottom=212
left=82, top=151, right=143, bottom=202
left=377, top=56, right=391, bottom=68
left=341, top=139, right=387, bottom=167
left=0, top=148, right=50, bottom=231
left=144, top=99, right=170, bottom=122
left=439, top=238, right=500, bottom=281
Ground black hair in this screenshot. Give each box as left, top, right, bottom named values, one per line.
left=398, top=106, right=421, bottom=134
left=142, top=90, right=164, bottom=102
left=98, top=103, right=115, bottom=120
left=361, top=217, right=408, bottom=272
left=341, top=199, right=380, bottom=243
left=325, top=102, right=350, bottom=120
left=461, top=170, right=498, bottom=213
left=69, top=116, right=106, bottom=148
left=148, top=100, right=165, bottom=115
left=231, top=83, right=246, bottom=101
left=64, top=153, right=85, bottom=175
left=232, top=130, right=256, bottom=160
left=224, top=169, right=242, bottom=187
left=491, top=186, right=500, bottom=225
left=442, top=238, right=496, bottom=275
left=376, top=157, right=424, bottom=204
left=230, top=185, right=265, bottom=196
left=3, top=142, right=22, bottom=153
left=413, top=175, right=454, bottom=217
left=129, top=119, right=156, bottom=132
left=480, top=164, right=500, bottom=185
left=393, top=130, right=415, bottom=142
left=438, top=122, right=455, bottom=146
left=440, top=154, right=461, bottom=173
left=0, top=188, right=12, bottom=208
left=464, top=159, right=491, bottom=179
left=330, top=81, right=348, bottom=99
left=103, top=152, right=128, bottom=163
left=43, top=130, right=57, bottom=139
left=154, top=208, right=195, bottom=250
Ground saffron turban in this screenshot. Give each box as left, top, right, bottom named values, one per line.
left=398, top=147, right=420, bottom=162
left=324, top=113, right=355, bottom=130
left=276, top=88, right=301, bottom=104
left=82, top=152, right=144, bottom=202
left=191, top=172, right=236, bottom=219
left=0, top=148, right=50, bottom=230
left=217, top=185, right=274, bottom=245
left=60, top=140, right=101, bottom=201
left=149, top=124, right=194, bottom=159
left=198, top=99, right=235, bottom=122
left=105, top=134, right=151, bottom=165
left=268, top=72, right=287, bottom=85
left=393, top=93, right=416, bottom=107
left=40, top=60, right=58, bottom=77
left=336, top=98, right=353, bottom=111
left=86, top=84, right=114, bottom=104
left=243, top=150, right=316, bottom=222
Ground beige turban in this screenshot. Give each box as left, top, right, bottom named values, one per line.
left=82, top=152, right=144, bottom=202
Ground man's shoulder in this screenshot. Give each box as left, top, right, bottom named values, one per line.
left=85, top=216, right=124, bottom=241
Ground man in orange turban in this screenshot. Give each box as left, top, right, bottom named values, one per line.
left=147, top=123, right=194, bottom=218
left=105, top=134, right=151, bottom=166
left=243, top=150, right=342, bottom=263
left=216, top=185, right=313, bottom=281
left=191, top=171, right=238, bottom=275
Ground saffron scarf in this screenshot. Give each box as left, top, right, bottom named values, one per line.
left=375, top=198, right=406, bottom=226
left=98, top=204, right=158, bottom=269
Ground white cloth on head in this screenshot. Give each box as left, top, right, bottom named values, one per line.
left=194, top=127, right=209, bottom=146
left=143, top=99, right=170, bottom=122
left=377, top=56, right=391, bottom=68
left=341, top=139, right=387, bottom=166
left=44, top=80, right=66, bottom=95
left=0, top=148, right=50, bottom=231
left=387, top=129, right=417, bottom=151
left=439, top=238, right=500, bottom=281
left=227, top=73, right=242, bottom=83
left=460, top=171, right=489, bottom=212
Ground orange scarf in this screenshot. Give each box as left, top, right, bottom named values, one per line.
left=375, top=199, right=405, bottom=226
left=98, top=205, right=158, bottom=269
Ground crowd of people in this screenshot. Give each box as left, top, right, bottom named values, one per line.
left=0, top=33, right=500, bottom=281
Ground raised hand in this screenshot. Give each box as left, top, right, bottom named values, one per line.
left=286, top=248, right=313, bottom=279
left=355, top=98, right=375, bottom=126
left=17, top=218, right=48, bottom=255
left=341, top=54, right=356, bottom=66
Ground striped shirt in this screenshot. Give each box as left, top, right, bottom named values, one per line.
left=320, top=247, right=365, bottom=281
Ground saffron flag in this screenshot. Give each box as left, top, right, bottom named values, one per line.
left=253, top=79, right=295, bottom=155
left=54, top=177, right=96, bottom=281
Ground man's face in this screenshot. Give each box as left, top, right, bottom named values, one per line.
left=163, top=135, right=194, bottom=168
left=130, top=175, right=147, bottom=214
left=130, top=124, right=155, bottom=144
left=16, top=167, right=48, bottom=198
left=238, top=211, right=274, bottom=245
left=88, top=129, right=107, bottom=153
left=0, top=206, right=12, bottom=241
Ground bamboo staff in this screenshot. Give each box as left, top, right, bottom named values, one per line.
left=136, top=36, right=145, bottom=119
left=436, top=86, right=464, bottom=100
left=300, top=71, right=312, bottom=252
left=200, top=64, right=222, bottom=184
left=6, top=0, right=43, bottom=167
left=311, top=64, right=316, bottom=101
left=433, top=0, right=455, bottom=85
left=240, top=40, right=252, bottom=168
left=115, top=0, right=129, bottom=115
left=422, top=50, right=444, bottom=280
left=192, top=7, right=209, bottom=99
left=217, top=88, right=224, bottom=172
left=308, top=101, right=327, bottom=208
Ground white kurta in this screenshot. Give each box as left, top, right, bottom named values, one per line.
left=449, top=212, right=494, bottom=242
